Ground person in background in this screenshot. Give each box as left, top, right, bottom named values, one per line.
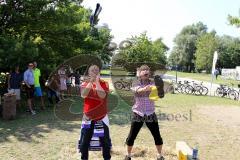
left=58, top=65, right=67, bottom=100
left=24, top=63, right=36, bottom=115
left=124, top=65, right=164, bottom=160
left=33, top=61, right=45, bottom=110
left=74, top=71, right=81, bottom=96
left=214, top=68, right=219, bottom=80
left=66, top=74, right=72, bottom=96
left=47, top=73, right=60, bottom=105
left=8, top=65, right=23, bottom=108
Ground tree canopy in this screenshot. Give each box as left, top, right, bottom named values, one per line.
left=0, top=0, right=113, bottom=73
left=168, top=22, right=207, bottom=72
left=228, top=14, right=240, bottom=28
left=169, top=20, right=240, bottom=73
left=112, top=32, right=168, bottom=72
left=195, top=33, right=218, bottom=73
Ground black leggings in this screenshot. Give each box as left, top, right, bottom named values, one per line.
left=126, top=112, right=163, bottom=146
left=78, top=121, right=111, bottom=160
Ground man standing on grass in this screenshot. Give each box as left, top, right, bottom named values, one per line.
left=124, top=65, right=164, bottom=160
left=24, top=63, right=36, bottom=115
left=33, top=61, right=45, bottom=110
left=8, top=65, right=23, bottom=108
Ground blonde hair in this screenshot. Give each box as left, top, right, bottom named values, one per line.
left=137, top=65, right=150, bottom=77
left=139, top=65, right=150, bottom=71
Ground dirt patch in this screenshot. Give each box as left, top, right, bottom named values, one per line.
left=195, top=105, right=240, bottom=160
left=197, top=105, right=240, bottom=127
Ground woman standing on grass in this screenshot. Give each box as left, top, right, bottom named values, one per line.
left=124, top=65, right=164, bottom=160
left=78, top=64, right=111, bottom=160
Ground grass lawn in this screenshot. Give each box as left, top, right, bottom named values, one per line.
left=0, top=92, right=239, bottom=160
left=166, top=71, right=240, bottom=87
left=100, top=69, right=111, bottom=75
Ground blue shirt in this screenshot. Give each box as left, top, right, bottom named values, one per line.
left=10, top=72, right=23, bottom=89
left=24, top=69, right=34, bottom=85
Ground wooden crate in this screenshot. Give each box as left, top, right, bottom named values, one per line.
left=2, top=93, right=16, bottom=120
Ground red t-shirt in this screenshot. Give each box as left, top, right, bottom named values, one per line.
left=81, top=80, right=109, bottom=121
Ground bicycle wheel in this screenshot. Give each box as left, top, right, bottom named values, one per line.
left=216, top=88, right=224, bottom=97
left=185, top=85, right=193, bottom=94
left=180, top=84, right=187, bottom=93
left=125, top=83, right=131, bottom=91
left=114, top=82, right=123, bottom=90
left=201, top=86, right=208, bottom=95
left=194, top=86, right=203, bottom=95
left=228, top=90, right=238, bottom=100
left=175, top=84, right=182, bottom=93
left=236, top=92, right=240, bottom=100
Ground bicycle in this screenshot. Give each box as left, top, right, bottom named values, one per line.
left=228, top=84, right=239, bottom=100
left=185, top=81, right=203, bottom=95
left=181, top=80, right=192, bottom=94
left=114, top=78, right=133, bottom=91
left=172, top=80, right=185, bottom=93
left=165, top=80, right=181, bottom=94
left=215, top=83, right=238, bottom=100
left=198, top=81, right=209, bottom=95
left=234, top=84, right=240, bottom=100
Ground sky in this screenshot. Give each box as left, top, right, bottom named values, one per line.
left=82, top=0, right=240, bottom=51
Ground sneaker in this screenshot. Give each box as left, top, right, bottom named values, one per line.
left=157, top=155, right=165, bottom=160
left=124, top=155, right=131, bottom=160
left=31, top=110, right=36, bottom=115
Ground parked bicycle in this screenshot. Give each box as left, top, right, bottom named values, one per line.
left=215, top=83, right=238, bottom=100
left=185, top=81, right=203, bottom=95
left=165, top=80, right=182, bottom=94
left=114, top=78, right=133, bottom=91
left=181, top=80, right=191, bottom=94
left=198, top=81, right=209, bottom=95
left=227, top=84, right=240, bottom=100
left=234, top=84, right=240, bottom=100
left=166, top=79, right=209, bottom=96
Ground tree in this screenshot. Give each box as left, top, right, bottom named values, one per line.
left=0, top=0, right=113, bottom=73
left=195, top=33, right=218, bottom=73
left=168, top=22, right=207, bottom=72
left=113, top=32, right=168, bottom=72
left=218, top=35, right=240, bottom=68
left=228, top=15, right=240, bottom=28
left=225, top=11, right=240, bottom=68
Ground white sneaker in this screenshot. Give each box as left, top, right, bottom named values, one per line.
left=31, top=110, right=36, bottom=115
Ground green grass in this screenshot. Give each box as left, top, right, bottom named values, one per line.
left=159, top=93, right=240, bottom=107
left=0, top=93, right=239, bottom=160
left=167, top=71, right=240, bottom=87
left=100, top=69, right=111, bottom=75
left=101, top=68, right=131, bottom=76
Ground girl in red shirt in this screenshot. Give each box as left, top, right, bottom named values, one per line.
left=78, top=65, right=111, bottom=160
